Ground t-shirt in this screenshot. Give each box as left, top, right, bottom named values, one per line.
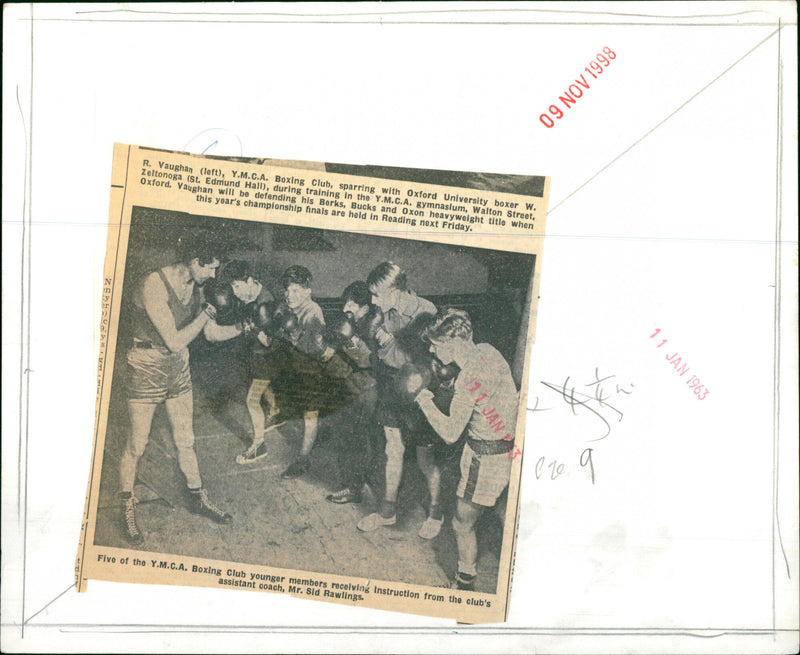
left=286, top=297, right=327, bottom=360
left=417, top=343, right=518, bottom=446
left=453, top=343, right=518, bottom=442
left=375, top=291, right=437, bottom=369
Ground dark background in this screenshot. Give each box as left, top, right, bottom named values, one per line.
left=117, top=207, right=535, bottom=402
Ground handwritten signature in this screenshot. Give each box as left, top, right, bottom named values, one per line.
left=532, top=368, right=634, bottom=441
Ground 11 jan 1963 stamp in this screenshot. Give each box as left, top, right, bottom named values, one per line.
left=75, top=144, right=549, bottom=623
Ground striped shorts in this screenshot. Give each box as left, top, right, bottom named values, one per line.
left=457, top=443, right=512, bottom=507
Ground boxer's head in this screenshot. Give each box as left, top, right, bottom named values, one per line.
left=219, top=260, right=262, bottom=304
left=342, top=281, right=371, bottom=320
left=367, top=262, right=407, bottom=312
left=423, top=308, right=473, bottom=365
left=281, top=265, right=313, bottom=310
left=177, top=231, right=220, bottom=285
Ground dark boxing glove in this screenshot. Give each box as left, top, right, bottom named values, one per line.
left=430, top=356, right=460, bottom=382
left=206, top=279, right=243, bottom=326
left=245, top=301, right=276, bottom=335
left=365, top=305, right=391, bottom=349
left=272, top=305, right=299, bottom=334
left=328, top=312, right=357, bottom=347
left=365, top=305, right=384, bottom=337
left=394, top=362, right=433, bottom=404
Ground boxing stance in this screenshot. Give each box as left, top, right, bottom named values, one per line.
left=234, top=265, right=342, bottom=479
left=324, top=282, right=378, bottom=504
left=120, top=232, right=234, bottom=545
left=356, top=262, right=443, bottom=539
left=204, top=261, right=286, bottom=464
left=414, top=308, right=518, bottom=591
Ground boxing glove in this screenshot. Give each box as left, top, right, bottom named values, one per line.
left=328, top=312, right=357, bottom=347
left=272, top=305, right=299, bottom=334
left=394, top=362, right=433, bottom=404
left=365, top=305, right=393, bottom=348
left=430, top=356, right=460, bottom=382
left=365, top=306, right=384, bottom=340
left=246, top=301, right=275, bottom=335
left=206, top=279, right=242, bottom=326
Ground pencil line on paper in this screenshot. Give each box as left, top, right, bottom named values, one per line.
left=21, top=19, right=798, bottom=28
left=548, top=26, right=781, bottom=215
left=774, top=66, right=790, bottom=581
left=772, top=17, right=791, bottom=614
left=15, top=85, right=28, bottom=522
left=20, top=4, right=35, bottom=640
left=23, top=584, right=73, bottom=626
left=771, top=19, right=778, bottom=633
left=3, top=623, right=798, bottom=634
left=70, top=7, right=775, bottom=20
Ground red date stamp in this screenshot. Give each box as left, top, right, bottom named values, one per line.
left=540, top=47, right=617, bottom=128
left=463, top=375, right=520, bottom=460
left=649, top=328, right=710, bottom=400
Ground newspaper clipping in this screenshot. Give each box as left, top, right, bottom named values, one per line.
left=75, top=144, right=549, bottom=623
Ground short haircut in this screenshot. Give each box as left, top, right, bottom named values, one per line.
left=176, top=230, right=220, bottom=266
left=218, top=260, right=252, bottom=285
left=281, top=265, right=312, bottom=289
left=366, top=261, right=407, bottom=293
left=423, top=307, right=473, bottom=342
left=342, top=281, right=371, bottom=307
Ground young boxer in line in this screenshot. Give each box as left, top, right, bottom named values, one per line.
left=323, top=281, right=379, bottom=504
left=414, top=308, right=518, bottom=591
left=231, top=266, right=371, bottom=492
left=206, top=261, right=287, bottom=465
left=356, top=262, right=444, bottom=540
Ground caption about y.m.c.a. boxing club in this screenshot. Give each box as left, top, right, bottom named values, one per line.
left=93, top=552, right=494, bottom=608
left=140, top=159, right=540, bottom=235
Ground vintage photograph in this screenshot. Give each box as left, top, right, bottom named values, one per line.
left=76, top=146, right=548, bottom=622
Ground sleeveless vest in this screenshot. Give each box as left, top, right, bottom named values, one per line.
left=130, top=269, right=202, bottom=348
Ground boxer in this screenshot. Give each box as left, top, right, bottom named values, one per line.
left=120, top=231, right=235, bottom=544
left=414, top=308, right=518, bottom=591
left=356, top=262, right=443, bottom=539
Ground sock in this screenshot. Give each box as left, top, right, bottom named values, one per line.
left=429, top=504, right=443, bottom=521
left=379, top=500, right=396, bottom=518
left=119, top=491, right=132, bottom=500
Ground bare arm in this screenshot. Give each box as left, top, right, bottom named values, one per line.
left=203, top=320, right=244, bottom=343
left=142, top=273, right=210, bottom=352
left=416, top=386, right=473, bottom=445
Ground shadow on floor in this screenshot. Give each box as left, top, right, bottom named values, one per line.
left=94, top=386, right=505, bottom=593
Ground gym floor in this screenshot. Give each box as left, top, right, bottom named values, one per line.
left=93, top=379, right=507, bottom=594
